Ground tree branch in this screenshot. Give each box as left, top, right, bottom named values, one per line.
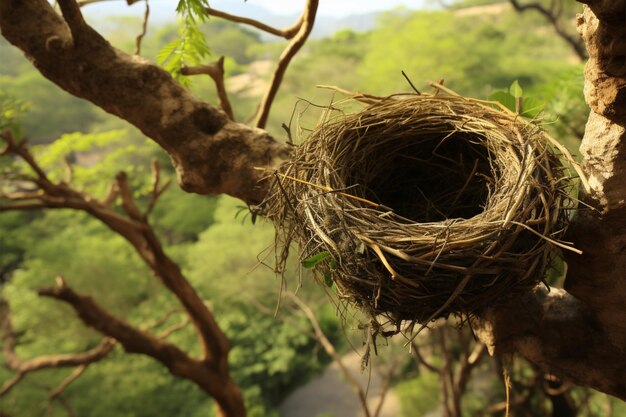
left=0, top=135, right=246, bottom=416
left=0, top=297, right=115, bottom=396
left=508, top=0, right=587, bottom=60
left=38, top=277, right=245, bottom=417
left=0, top=0, right=292, bottom=204
left=255, top=0, right=319, bottom=128
left=473, top=287, right=626, bottom=399
left=475, top=2, right=625, bottom=399
left=204, top=7, right=303, bottom=39
left=288, top=293, right=373, bottom=417
left=182, top=57, right=235, bottom=121
left=0, top=132, right=230, bottom=365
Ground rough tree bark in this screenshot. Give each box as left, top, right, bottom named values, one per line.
left=0, top=0, right=624, bottom=401
left=0, top=0, right=291, bottom=204
left=473, top=0, right=625, bottom=399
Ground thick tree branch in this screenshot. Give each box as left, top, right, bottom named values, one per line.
left=0, top=0, right=291, bottom=204
left=473, top=287, right=626, bottom=399
left=475, top=2, right=625, bottom=399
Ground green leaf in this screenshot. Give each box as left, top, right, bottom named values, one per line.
left=520, top=97, right=544, bottom=119
left=329, top=257, right=338, bottom=269
left=488, top=91, right=516, bottom=112
left=509, top=80, right=523, bottom=98
left=301, top=251, right=330, bottom=269
left=323, top=273, right=334, bottom=287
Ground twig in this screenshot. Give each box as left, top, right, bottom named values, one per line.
left=255, top=0, right=319, bottom=128
left=49, top=365, right=88, bottom=399
left=144, top=159, right=171, bottom=218
left=204, top=8, right=303, bottom=39
left=508, top=0, right=586, bottom=60
left=182, top=57, right=235, bottom=121
left=116, top=171, right=143, bottom=220
left=401, top=70, right=421, bottom=95
left=134, top=0, right=150, bottom=55
left=287, top=293, right=373, bottom=417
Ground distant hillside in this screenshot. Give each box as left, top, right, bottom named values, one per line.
left=82, top=2, right=395, bottom=40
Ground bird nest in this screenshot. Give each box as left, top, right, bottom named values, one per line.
left=263, top=90, right=577, bottom=330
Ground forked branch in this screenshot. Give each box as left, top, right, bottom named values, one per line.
left=0, top=132, right=246, bottom=417
left=0, top=297, right=114, bottom=396
left=182, top=57, right=235, bottom=121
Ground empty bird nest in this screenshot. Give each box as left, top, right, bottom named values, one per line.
left=262, top=86, right=582, bottom=332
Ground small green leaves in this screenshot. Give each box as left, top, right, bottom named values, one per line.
left=488, top=80, right=545, bottom=119
left=301, top=251, right=330, bottom=269
left=0, top=90, right=28, bottom=138
left=323, top=273, right=333, bottom=287
left=157, top=1, right=211, bottom=86
left=488, top=91, right=516, bottom=113
left=302, top=251, right=337, bottom=287
left=509, top=80, right=523, bottom=98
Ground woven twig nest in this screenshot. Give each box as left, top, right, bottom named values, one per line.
left=264, top=90, right=576, bottom=329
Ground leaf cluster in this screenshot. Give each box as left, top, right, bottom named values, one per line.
left=157, top=1, right=211, bottom=85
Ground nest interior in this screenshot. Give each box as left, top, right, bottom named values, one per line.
left=264, top=93, right=573, bottom=329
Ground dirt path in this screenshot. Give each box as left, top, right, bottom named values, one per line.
left=278, top=351, right=401, bottom=417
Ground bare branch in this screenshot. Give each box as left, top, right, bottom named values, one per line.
left=508, top=0, right=587, bottom=60
left=134, top=0, right=149, bottom=55
left=48, top=365, right=88, bottom=400
left=37, top=279, right=245, bottom=416
left=0, top=297, right=115, bottom=396
left=0, top=136, right=229, bottom=366
left=288, top=293, right=372, bottom=417
left=115, top=171, right=143, bottom=220
left=255, top=0, right=319, bottom=128
left=0, top=138, right=246, bottom=416
left=182, top=57, right=235, bottom=121
left=204, top=7, right=303, bottom=39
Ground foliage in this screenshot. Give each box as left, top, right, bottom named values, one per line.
left=396, top=372, right=440, bottom=416
left=157, top=1, right=211, bottom=85
left=488, top=80, right=544, bottom=118
left=360, top=8, right=574, bottom=97
left=0, top=74, right=106, bottom=143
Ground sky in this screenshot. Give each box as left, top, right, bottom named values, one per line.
left=83, top=0, right=429, bottom=19
left=225, top=0, right=428, bottom=17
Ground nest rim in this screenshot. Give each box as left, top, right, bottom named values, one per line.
left=264, top=90, right=578, bottom=332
